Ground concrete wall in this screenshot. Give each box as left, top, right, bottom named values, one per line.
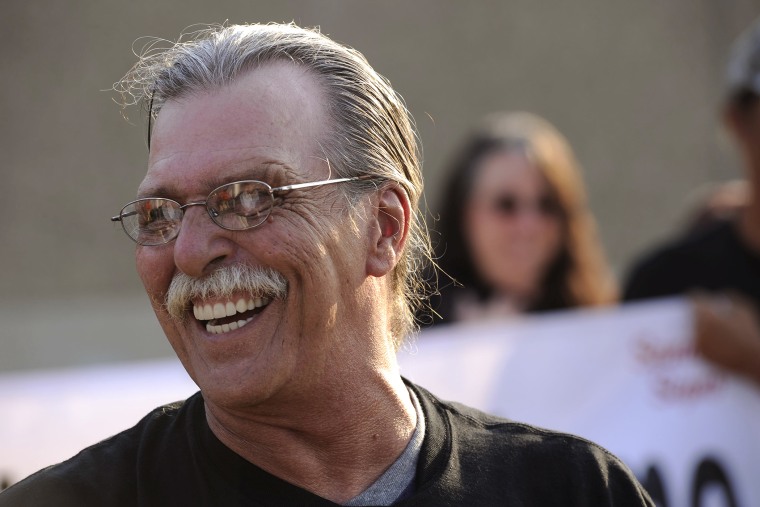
left=2, top=0, right=759, bottom=371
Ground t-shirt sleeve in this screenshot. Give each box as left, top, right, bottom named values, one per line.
left=0, top=469, right=84, bottom=507
left=623, top=250, right=689, bottom=302
left=530, top=433, right=655, bottom=506
left=582, top=444, right=655, bottom=506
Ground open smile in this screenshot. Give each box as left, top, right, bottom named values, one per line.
left=193, top=297, right=272, bottom=335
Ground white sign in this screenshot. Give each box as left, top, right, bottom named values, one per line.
left=0, top=359, right=197, bottom=488
left=1, top=298, right=758, bottom=507
left=398, top=298, right=760, bottom=507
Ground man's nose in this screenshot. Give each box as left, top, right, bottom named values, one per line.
left=172, top=205, right=233, bottom=278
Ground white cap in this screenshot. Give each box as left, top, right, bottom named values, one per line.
left=726, top=16, right=760, bottom=96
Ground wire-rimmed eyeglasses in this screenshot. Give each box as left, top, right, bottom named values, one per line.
left=111, top=176, right=365, bottom=246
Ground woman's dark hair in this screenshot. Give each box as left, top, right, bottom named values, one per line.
left=728, top=88, right=760, bottom=114
left=433, top=112, right=617, bottom=317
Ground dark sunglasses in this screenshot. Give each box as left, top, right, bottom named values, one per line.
left=490, top=194, right=562, bottom=217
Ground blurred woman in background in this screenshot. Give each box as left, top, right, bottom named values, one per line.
left=426, top=111, right=616, bottom=324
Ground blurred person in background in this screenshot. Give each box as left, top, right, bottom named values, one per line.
left=680, top=179, right=749, bottom=237
left=624, top=17, right=760, bottom=386
left=424, top=112, right=617, bottom=325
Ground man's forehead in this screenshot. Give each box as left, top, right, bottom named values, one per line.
left=151, top=62, right=327, bottom=143
left=140, top=63, right=329, bottom=198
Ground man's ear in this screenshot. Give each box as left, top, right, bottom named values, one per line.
left=366, top=184, right=411, bottom=278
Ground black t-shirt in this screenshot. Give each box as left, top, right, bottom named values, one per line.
left=624, top=220, right=760, bottom=307
left=0, top=381, right=653, bottom=506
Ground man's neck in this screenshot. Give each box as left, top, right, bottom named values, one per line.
left=204, top=365, right=416, bottom=504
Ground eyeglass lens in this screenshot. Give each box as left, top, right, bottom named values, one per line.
left=208, top=181, right=273, bottom=229
left=118, top=181, right=275, bottom=245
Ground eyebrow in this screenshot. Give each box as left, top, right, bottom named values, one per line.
left=137, top=160, right=297, bottom=199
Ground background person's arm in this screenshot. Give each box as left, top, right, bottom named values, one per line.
left=692, top=292, right=760, bottom=386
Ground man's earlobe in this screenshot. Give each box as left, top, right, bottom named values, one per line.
left=366, top=185, right=410, bottom=277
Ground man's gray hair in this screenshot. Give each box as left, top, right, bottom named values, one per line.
left=115, top=23, right=431, bottom=347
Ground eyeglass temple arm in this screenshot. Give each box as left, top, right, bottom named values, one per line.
left=273, top=175, right=376, bottom=193
left=111, top=210, right=139, bottom=222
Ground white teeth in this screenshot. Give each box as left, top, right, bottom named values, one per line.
left=193, top=296, right=274, bottom=335
left=205, top=316, right=255, bottom=335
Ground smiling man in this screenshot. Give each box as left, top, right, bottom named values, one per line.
left=0, top=23, right=652, bottom=506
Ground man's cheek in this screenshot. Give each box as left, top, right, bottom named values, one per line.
left=136, top=249, right=174, bottom=305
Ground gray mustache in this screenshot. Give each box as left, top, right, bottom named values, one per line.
left=165, top=265, right=288, bottom=320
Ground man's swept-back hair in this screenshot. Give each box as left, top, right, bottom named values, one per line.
left=114, top=22, right=430, bottom=347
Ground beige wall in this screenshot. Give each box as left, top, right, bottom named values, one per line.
left=2, top=0, right=759, bottom=371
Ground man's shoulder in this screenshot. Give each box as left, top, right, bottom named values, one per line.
left=412, top=381, right=603, bottom=448
left=408, top=384, right=653, bottom=506
left=623, top=221, right=736, bottom=300
left=634, top=221, right=735, bottom=271
left=434, top=395, right=621, bottom=462
left=0, top=394, right=200, bottom=506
